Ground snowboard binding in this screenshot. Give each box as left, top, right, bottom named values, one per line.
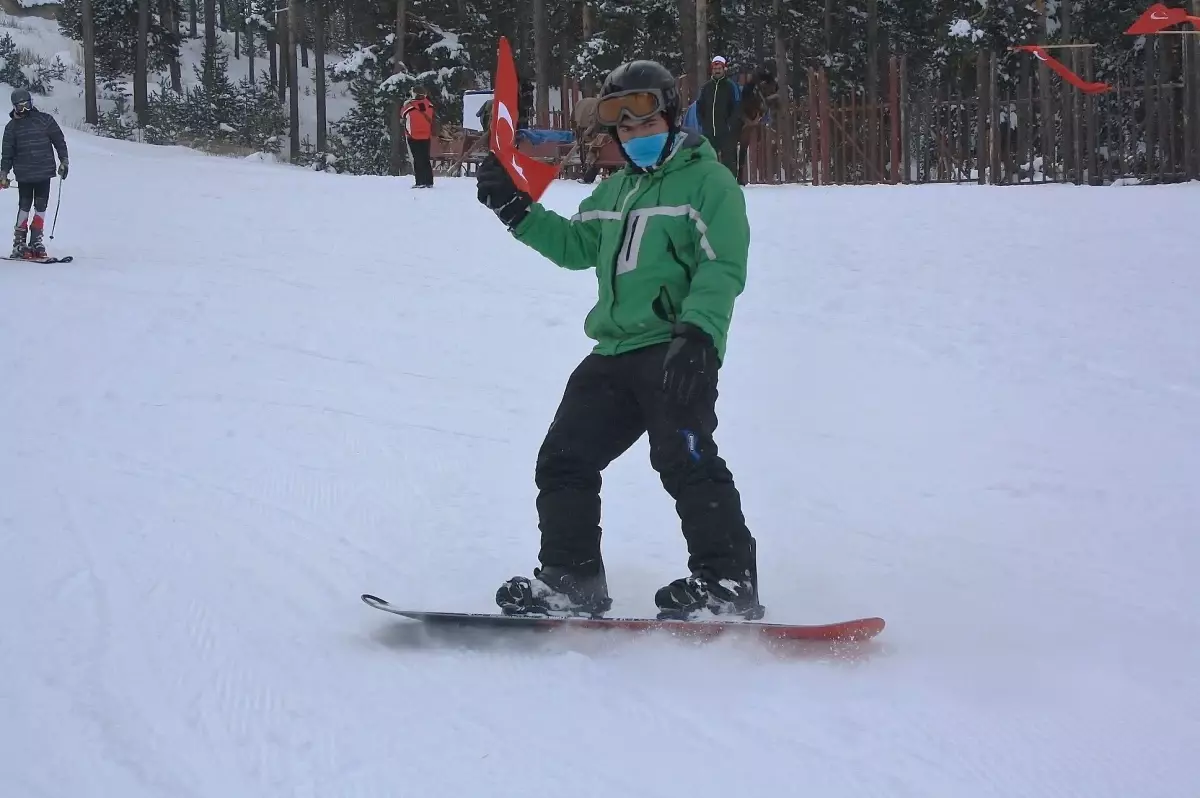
left=496, top=567, right=613, bottom=618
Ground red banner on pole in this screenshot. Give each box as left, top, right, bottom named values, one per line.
left=1012, top=45, right=1112, bottom=94
left=489, top=37, right=560, bottom=202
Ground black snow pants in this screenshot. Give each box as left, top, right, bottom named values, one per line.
left=534, top=342, right=756, bottom=583
left=704, top=134, right=739, bottom=178
left=408, top=137, right=433, bottom=186
left=17, top=179, right=51, bottom=212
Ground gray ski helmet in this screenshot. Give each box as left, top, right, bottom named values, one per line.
left=598, top=61, right=679, bottom=127
left=10, top=88, right=31, bottom=111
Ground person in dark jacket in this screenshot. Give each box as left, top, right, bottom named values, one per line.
left=0, top=89, right=67, bottom=259
left=696, top=55, right=739, bottom=177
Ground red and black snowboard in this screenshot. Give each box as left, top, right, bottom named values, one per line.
left=361, top=593, right=884, bottom=643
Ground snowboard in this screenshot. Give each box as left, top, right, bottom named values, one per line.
left=361, top=593, right=885, bottom=643
left=3, top=254, right=73, bottom=263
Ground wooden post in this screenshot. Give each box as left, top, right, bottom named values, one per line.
left=889, top=56, right=900, bottom=184
left=1192, top=1, right=1200, bottom=178
left=1145, top=38, right=1157, bottom=180
left=1193, top=0, right=1200, bottom=179
left=900, top=55, right=911, bottom=184
left=820, top=69, right=832, bottom=184
left=808, top=70, right=821, bottom=185
left=977, top=51, right=988, bottom=184
left=1086, top=50, right=1098, bottom=184
left=990, top=51, right=1001, bottom=183
left=1036, top=0, right=1054, bottom=180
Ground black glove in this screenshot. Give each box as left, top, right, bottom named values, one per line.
left=477, top=153, right=531, bottom=230
left=662, top=323, right=718, bottom=406
left=57, top=160, right=68, bottom=179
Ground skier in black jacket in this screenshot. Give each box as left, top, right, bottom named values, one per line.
left=696, top=55, right=739, bottom=176
left=1, top=89, right=68, bottom=259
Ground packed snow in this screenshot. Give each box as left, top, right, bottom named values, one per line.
left=1, top=130, right=1198, bottom=797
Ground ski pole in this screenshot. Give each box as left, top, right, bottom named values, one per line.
left=49, top=176, right=62, bottom=240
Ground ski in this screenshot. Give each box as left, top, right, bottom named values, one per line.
left=2, top=254, right=73, bottom=263
left=361, top=593, right=885, bottom=643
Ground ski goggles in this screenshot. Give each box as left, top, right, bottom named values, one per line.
left=595, top=88, right=669, bottom=126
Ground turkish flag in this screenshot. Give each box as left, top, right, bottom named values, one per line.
left=1125, top=3, right=1194, bottom=35
left=489, top=36, right=560, bottom=202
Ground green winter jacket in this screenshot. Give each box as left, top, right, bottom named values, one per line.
left=511, top=131, right=749, bottom=362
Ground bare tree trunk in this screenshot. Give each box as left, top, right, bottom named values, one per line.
left=204, top=0, right=216, bottom=87
left=268, top=29, right=277, bottom=88
left=135, top=0, right=149, bottom=124
left=388, top=0, right=410, bottom=175
left=561, top=5, right=574, bottom=112
left=773, top=0, right=791, bottom=180
left=190, top=0, right=198, bottom=38
left=751, top=0, right=764, bottom=65
left=581, top=1, right=595, bottom=95
left=823, top=0, right=832, bottom=57
left=314, top=0, right=327, bottom=153
left=678, top=0, right=696, bottom=100
left=288, top=0, right=300, bottom=162
left=81, top=0, right=97, bottom=123
left=277, top=6, right=288, bottom=102
left=710, top=0, right=723, bottom=56
left=246, top=0, right=256, bottom=83
left=219, top=0, right=226, bottom=30
left=300, top=4, right=309, bottom=68
left=695, top=0, right=708, bottom=85
left=866, top=0, right=877, bottom=180
left=533, top=0, right=548, bottom=126
left=161, top=0, right=182, bottom=92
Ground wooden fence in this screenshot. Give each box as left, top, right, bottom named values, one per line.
left=743, top=35, right=1200, bottom=186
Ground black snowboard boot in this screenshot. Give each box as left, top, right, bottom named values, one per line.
left=496, top=565, right=613, bottom=617
left=654, top=571, right=764, bottom=621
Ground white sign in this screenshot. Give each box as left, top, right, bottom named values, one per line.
left=461, top=90, right=493, bottom=132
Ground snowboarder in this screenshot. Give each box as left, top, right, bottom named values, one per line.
left=0, top=88, right=67, bottom=259
left=475, top=59, right=761, bottom=621
left=400, top=87, right=435, bottom=188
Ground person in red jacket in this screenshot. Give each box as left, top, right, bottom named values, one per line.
left=400, top=87, right=436, bottom=188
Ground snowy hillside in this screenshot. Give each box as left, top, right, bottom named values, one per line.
left=1, top=133, right=1198, bottom=797
left=0, top=11, right=353, bottom=150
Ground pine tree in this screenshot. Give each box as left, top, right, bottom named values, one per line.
left=328, top=46, right=393, bottom=174
left=58, top=0, right=179, bottom=79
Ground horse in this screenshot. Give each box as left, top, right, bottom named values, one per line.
left=733, top=69, right=781, bottom=185
left=572, top=96, right=611, bottom=183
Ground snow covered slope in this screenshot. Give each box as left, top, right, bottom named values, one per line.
left=1, top=132, right=1198, bottom=797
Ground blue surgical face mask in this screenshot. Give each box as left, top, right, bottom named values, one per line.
left=623, top=131, right=670, bottom=169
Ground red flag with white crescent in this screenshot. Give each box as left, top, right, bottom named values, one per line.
left=489, top=36, right=560, bottom=201
left=1125, top=3, right=1196, bottom=35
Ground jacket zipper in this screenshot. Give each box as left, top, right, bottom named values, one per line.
left=609, top=176, right=645, bottom=339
